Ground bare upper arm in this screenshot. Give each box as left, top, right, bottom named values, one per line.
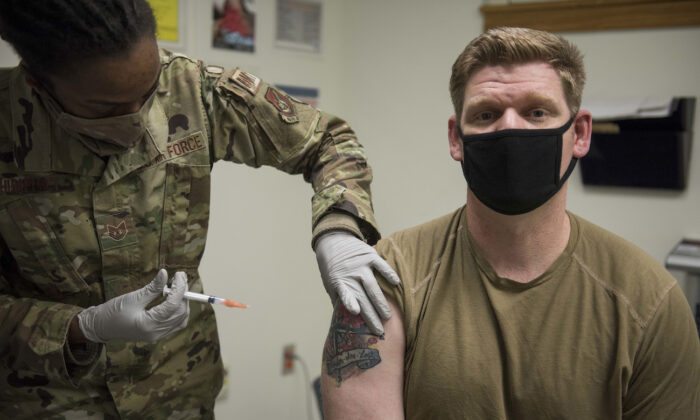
left=321, top=298, right=405, bottom=420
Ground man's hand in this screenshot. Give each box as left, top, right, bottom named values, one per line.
left=315, top=231, right=400, bottom=336
left=76, top=269, right=190, bottom=343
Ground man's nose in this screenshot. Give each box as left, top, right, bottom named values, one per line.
left=494, top=109, right=526, bottom=131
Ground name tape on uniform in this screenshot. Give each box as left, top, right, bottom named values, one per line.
left=142, top=131, right=207, bottom=170
left=166, top=132, right=206, bottom=159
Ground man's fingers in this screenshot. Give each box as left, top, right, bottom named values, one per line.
left=371, top=257, right=400, bottom=286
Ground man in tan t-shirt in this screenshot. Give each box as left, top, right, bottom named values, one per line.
left=320, top=27, right=700, bottom=419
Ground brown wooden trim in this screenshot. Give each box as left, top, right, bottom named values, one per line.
left=481, top=0, right=700, bottom=32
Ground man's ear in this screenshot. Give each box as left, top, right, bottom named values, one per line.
left=572, top=110, right=592, bottom=158
left=448, top=115, right=463, bottom=162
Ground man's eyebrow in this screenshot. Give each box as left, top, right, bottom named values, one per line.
left=464, top=92, right=559, bottom=112
left=521, top=92, right=559, bottom=109
left=463, top=97, right=499, bottom=112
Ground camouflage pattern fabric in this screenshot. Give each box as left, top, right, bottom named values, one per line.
left=0, top=49, right=379, bottom=418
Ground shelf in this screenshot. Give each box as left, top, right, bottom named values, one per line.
left=481, top=0, right=700, bottom=32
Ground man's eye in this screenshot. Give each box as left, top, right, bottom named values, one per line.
left=476, top=111, right=493, bottom=121
left=531, top=109, right=546, bottom=118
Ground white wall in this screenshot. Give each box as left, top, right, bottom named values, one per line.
left=1, top=1, right=698, bottom=419
left=179, top=2, right=349, bottom=419
left=337, top=2, right=700, bottom=263
left=336, top=1, right=700, bottom=285
left=0, top=39, right=18, bottom=66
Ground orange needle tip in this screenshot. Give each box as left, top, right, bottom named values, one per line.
left=223, top=299, right=248, bottom=309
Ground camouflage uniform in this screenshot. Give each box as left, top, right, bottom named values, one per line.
left=0, top=50, right=380, bottom=419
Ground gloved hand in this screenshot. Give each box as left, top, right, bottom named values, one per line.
left=77, top=269, right=190, bottom=343
left=315, top=231, right=400, bottom=336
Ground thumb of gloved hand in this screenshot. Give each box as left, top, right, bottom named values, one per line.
left=78, top=269, right=190, bottom=343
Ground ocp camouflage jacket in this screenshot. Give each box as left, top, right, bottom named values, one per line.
left=0, top=50, right=379, bottom=418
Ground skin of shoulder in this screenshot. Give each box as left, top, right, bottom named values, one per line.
left=321, top=298, right=405, bottom=420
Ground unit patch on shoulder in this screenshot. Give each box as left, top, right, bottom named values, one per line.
left=230, top=68, right=261, bottom=95
left=265, top=87, right=299, bottom=124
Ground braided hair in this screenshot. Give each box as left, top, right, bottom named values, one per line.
left=0, top=0, right=156, bottom=76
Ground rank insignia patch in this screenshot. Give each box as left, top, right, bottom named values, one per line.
left=265, top=87, right=299, bottom=124
left=96, top=210, right=138, bottom=251
left=106, top=221, right=128, bottom=241
left=230, top=68, right=261, bottom=95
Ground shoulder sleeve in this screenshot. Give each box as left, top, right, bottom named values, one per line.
left=622, top=284, right=700, bottom=419
left=201, top=65, right=380, bottom=243
left=0, top=236, right=100, bottom=387
left=374, top=236, right=409, bottom=323
left=373, top=209, right=465, bottom=348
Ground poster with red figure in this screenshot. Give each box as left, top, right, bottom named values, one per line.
left=213, top=0, right=256, bottom=52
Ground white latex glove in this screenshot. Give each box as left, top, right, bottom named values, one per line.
left=77, top=269, right=190, bottom=343
left=315, top=231, right=400, bottom=336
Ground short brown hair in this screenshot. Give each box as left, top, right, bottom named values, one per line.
left=449, top=27, right=585, bottom=119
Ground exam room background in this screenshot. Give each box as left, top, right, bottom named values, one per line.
left=0, top=1, right=698, bottom=419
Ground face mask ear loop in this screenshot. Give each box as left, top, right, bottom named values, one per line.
left=556, top=115, right=579, bottom=186
left=456, top=123, right=470, bottom=181
left=557, top=157, right=578, bottom=187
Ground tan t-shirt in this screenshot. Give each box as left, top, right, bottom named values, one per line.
left=377, top=206, right=699, bottom=420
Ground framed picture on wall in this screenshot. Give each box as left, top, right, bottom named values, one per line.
left=213, top=0, right=256, bottom=53
left=147, top=0, right=186, bottom=50
left=276, top=84, right=320, bottom=108
left=275, top=0, right=322, bottom=53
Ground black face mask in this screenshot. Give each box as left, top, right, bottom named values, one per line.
left=458, top=116, right=577, bottom=215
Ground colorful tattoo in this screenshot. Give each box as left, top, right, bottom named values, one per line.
left=323, top=304, right=383, bottom=386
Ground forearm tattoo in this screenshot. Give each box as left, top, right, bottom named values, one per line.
left=323, top=303, right=383, bottom=386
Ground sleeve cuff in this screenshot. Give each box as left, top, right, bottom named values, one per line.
left=62, top=314, right=102, bottom=383
left=311, top=212, right=364, bottom=249
left=64, top=340, right=100, bottom=367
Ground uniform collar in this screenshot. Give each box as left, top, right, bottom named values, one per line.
left=96, top=93, right=168, bottom=188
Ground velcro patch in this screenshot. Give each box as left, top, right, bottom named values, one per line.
left=230, top=68, right=261, bottom=95
left=106, top=220, right=128, bottom=241
left=0, top=176, right=74, bottom=194
left=265, top=87, right=299, bottom=124
left=205, top=65, right=224, bottom=75
left=96, top=210, right=138, bottom=251
left=165, top=131, right=207, bottom=160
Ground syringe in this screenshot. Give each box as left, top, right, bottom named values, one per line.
left=163, top=286, right=248, bottom=309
